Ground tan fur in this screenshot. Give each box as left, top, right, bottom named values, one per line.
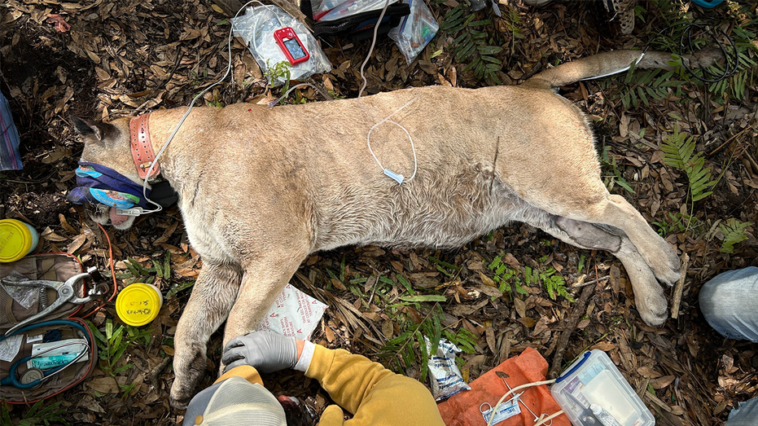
left=75, top=50, right=704, bottom=409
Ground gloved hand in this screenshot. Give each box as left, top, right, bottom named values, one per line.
left=222, top=330, right=298, bottom=373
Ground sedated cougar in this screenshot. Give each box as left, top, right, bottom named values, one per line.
left=72, top=49, right=718, bottom=408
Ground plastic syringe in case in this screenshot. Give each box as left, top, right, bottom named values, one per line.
left=551, top=350, right=655, bottom=426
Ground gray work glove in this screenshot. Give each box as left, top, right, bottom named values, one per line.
left=222, top=330, right=298, bottom=373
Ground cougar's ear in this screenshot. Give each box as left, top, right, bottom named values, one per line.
left=71, top=117, right=119, bottom=143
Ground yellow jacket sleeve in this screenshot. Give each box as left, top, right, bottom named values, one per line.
left=305, top=345, right=445, bottom=426
left=213, top=365, right=264, bottom=386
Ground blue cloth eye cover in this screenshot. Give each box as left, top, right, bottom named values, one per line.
left=67, top=162, right=150, bottom=209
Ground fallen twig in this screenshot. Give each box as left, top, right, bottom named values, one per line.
left=549, top=283, right=596, bottom=379
left=569, top=276, right=609, bottom=290
left=149, top=357, right=172, bottom=391
left=671, top=253, right=689, bottom=320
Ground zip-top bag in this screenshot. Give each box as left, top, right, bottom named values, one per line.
left=0, top=254, right=98, bottom=403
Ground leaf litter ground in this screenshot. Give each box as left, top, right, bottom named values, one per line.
left=0, top=0, right=756, bottom=424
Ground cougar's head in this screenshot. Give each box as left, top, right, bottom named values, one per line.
left=71, top=116, right=142, bottom=230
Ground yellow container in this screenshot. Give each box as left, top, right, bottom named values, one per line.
left=115, top=283, right=163, bottom=326
left=0, top=219, right=39, bottom=263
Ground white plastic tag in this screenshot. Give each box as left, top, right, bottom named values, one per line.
left=116, top=207, right=143, bottom=216
left=27, top=334, right=43, bottom=343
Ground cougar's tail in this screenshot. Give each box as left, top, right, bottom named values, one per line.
left=525, top=49, right=722, bottom=89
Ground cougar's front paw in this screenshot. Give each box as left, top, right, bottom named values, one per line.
left=170, top=343, right=208, bottom=410
left=641, top=236, right=681, bottom=287
left=635, top=282, right=669, bottom=327
left=649, top=246, right=681, bottom=287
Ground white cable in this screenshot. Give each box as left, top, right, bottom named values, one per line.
left=366, top=94, right=419, bottom=180
left=139, top=0, right=262, bottom=213
left=485, top=379, right=557, bottom=426
left=534, top=410, right=564, bottom=426
left=357, top=0, right=419, bottom=183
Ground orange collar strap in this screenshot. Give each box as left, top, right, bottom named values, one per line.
left=129, top=113, right=160, bottom=180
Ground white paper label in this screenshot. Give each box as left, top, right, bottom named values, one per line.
left=0, top=335, right=23, bottom=362
left=256, top=283, right=328, bottom=341
left=27, top=334, right=43, bottom=343
left=481, top=399, right=521, bottom=425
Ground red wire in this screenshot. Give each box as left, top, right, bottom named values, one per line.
left=80, top=222, right=119, bottom=319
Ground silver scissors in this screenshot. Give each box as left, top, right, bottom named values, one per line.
left=501, top=376, right=553, bottom=426
left=2, top=267, right=107, bottom=335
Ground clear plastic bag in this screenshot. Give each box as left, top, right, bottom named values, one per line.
left=318, top=0, right=399, bottom=22
left=1, top=272, right=40, bottom=310
left=388, top=0, right=439, bottom=64
left=311, top=0, right=348, bottom=20
left=0, top=90, right=22, bottom=171
left=231, top=5, right=331, bottom=86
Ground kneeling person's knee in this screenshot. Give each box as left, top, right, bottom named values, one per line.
left=699, top=267, right=758, bottom=342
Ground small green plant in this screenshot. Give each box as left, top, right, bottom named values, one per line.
left=653, top=212, right=699, bottom=237
left=661, top=125, right=717, bottom=204
left=718, top=219, right=753, bottom=253
left=87, top=319, right=152, bottom=377
left=440, top=4, right=503, bottom=84
left=488, top=255, right=527, bottom=296
left=1, top=400, right=69, bottom=426
left=378, top=304, right=477, bottom=382
left=112, top=253, right=171, bottom=286
left=539, top=267, right=575, bottom=302
left=325, top=256, right=347, bottom=290
left=601, top=146, right=636, bottom=194
left=265, top=60, right=291, bottom=92
left=429, top=255, right=460, bottom=278
left=167, top=280, right=195, bottom=299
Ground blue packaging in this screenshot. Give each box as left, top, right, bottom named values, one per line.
left=0, top=90, right=22, bottom=171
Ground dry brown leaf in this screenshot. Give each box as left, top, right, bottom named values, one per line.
left=86, top=377, right=119, bottom=394
left=330, top=278, right=346, bottom=291
left=590, top=341, right=616, bottom=352
left=651, top=375, right=676, bottom=389
left=66, top=234, right=87, bottom=254
left=324, top=324, right=336, bottom=342
left=474, top=284, right=502, bottom=298
left=503, top=253, right=520, bottom=267
left=513, top=297, right=526, bottom=318
left=478, top=271, right=496, bottom=287
left=41, top=227, right=68, bottom=242
left=485, top=326, right=496, bottom=354
left=59, top=214, right=78, bottom=234
left=637, top=366, right=662, bottom=379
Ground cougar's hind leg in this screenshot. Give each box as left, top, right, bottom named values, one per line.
left=512, top=206, right=669, bottom=326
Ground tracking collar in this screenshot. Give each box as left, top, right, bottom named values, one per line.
left=130, top=113, right=161, bottom=180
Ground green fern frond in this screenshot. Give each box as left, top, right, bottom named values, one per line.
left=661, top=125, right=716, bottom=203
left=718, top=219, right=753, bottom=253
left=441, top=4, right=502, bottom=84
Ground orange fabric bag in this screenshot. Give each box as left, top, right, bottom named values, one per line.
left=437, top=347, right=570, bottom=426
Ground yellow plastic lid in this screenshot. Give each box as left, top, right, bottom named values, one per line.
left=116, top=283, right=163, bottom=326
left=0, top=219, right=34, bottom=263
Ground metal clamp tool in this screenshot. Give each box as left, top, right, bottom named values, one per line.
left=2, top=267, right=108, bottom=335
left=502, top=377, right=553, bottom=426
